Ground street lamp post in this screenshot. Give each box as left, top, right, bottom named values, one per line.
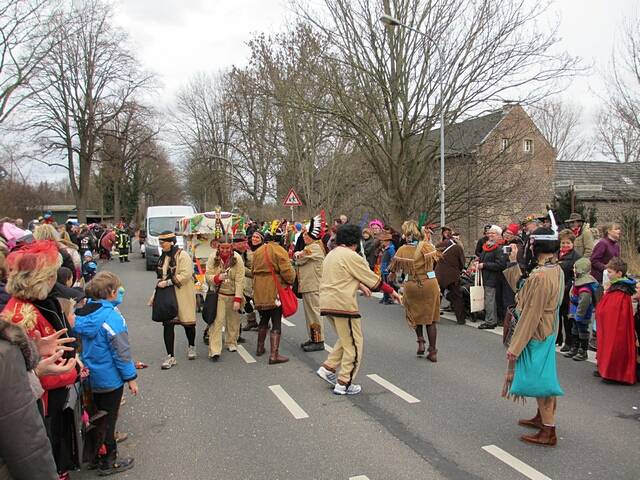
left=380, top=14, right=446, bottom=228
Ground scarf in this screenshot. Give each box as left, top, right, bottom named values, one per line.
left=157, top=244, right=179, bottom=280
left=559, top=246, right=572, bottom=257
left=571, top=226, right=582, bottom=237
left=482, top=239, right=504, bottom=252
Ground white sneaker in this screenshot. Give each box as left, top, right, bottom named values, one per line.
left=187, top=346, right=197, bottom=360
left=227, top=345, right=237, bottom=352
left=161, top=355, right=177, bottom=370
left=316, top=366, right=337, bottom=385
left=333, top=383, right=361, bottom=395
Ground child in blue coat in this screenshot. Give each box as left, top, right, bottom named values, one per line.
left=74, top=271, right=138, bottom=475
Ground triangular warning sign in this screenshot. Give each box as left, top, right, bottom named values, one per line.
left=283, top=188, right=303, bottom=207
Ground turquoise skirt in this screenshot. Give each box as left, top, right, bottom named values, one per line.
left=509, top=334, right=564, bottom=398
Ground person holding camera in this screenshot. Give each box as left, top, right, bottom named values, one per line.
left=477, top=225, right=507, bottom=330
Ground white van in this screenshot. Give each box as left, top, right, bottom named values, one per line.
left=144, top=205, right=196, bottom=271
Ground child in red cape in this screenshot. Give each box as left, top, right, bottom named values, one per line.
left=595, top=257, right=637, bottom=385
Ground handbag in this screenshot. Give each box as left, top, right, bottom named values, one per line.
left=469, top=271, right=485, bottom=313
left=264, top=245, right=298, bottom=318
left=152, top=285, right=178, bottom=322
left=202, top=287, right=219, bottom=325
left=292, top=276, right=303, bottom=299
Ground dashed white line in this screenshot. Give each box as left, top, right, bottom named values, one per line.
left=324, top=343, right=333, bottom=352
left=349, top=476, right=370, bottom=480
left=268, top=385, right=309, bottom=419
left=482, top=445, right=552, bottom=480
left=366, top=374, right=420, bottom=404
left=236, top=345, right=256, bottom=364
left=282, top=318, right=295, bottom=327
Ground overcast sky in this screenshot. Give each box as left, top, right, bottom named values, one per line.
left=24, top=0, right=640, bottom=181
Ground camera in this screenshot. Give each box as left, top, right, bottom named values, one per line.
left=502, top=245, right=512, bottom=255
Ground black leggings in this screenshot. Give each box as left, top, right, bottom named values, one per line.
left=258, top=307, right=282, bottom=333
left=415, top=324, right=437, bottom=349
left=93, top=386, right=124, bottom=456
left=163, top=323, right=196, bottom=356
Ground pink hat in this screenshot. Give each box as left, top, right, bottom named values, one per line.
left=368, top=219, right=384, bottom=229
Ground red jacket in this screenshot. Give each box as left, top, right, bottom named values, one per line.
left=2, top=297, right=78, bottom=412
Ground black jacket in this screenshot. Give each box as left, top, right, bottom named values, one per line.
left=558, top=249, right=581, bottom=289
left=479, top=244, right=506, bottom=288
left=0, top=323, right=58, bottom=480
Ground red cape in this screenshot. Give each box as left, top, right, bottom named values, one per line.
left=595, top=290, right=637, bottom=384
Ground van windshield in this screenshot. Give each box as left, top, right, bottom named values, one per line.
left=148, top=217, right=179, bottom=237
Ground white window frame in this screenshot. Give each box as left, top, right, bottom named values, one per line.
left=523, top=138, right=534, bottom=153
left=501, top=138, right=509, bottom=152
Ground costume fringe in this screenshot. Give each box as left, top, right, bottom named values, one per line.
left=389, top=256, right=416, bottom=276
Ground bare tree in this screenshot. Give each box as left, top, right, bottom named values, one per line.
left=27, top=0, right=152, bottom=222
left=172, top=72, right=233, bottom=210
left=530, top=99, right=587, bottom=162
left=100, top=102, right=158, bottom=221
left=291, top=0, right=578, bottom=224
left=0, top=0, right=59, bottom=124
left=597, top=19, right=640, bottom=163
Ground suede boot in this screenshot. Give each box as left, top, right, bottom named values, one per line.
left=256, top=327, right=268, bottom=356
left=520, top=425, right=557, bottom=446
left=518, top=409, right=543, bottom=429
left=268, top=331, right=289, bottom=364
left=426, top=346, right=438, bottom=363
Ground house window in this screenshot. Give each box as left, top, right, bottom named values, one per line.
left=622, top=176, right=633, bottom=185
left=523, top=139, right=533, bottom=153
left=501, top=138, right=509, bottom=152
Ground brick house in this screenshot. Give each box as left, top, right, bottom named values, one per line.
left=442, top=104, right=556, bottom=252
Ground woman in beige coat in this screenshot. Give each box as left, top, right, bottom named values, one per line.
left=156, top=231, right=197, bottom=369
left=205, top=236, right=245, bottom=361
left=295, top=226, right=326, bottom=352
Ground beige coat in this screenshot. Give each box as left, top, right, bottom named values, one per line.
left=295, top=241, right=324, bottom=293
left=574, top=224, right=594, bottom=258
left=252, top=242, right=296, bottom=310
left=205, top=251, right=245, bottom=301
left=161, top=249, right=197, bottom=325
left=242, top=250, right=254, bottom=297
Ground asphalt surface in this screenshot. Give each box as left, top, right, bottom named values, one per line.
left=75, top=252, right=640, bottom=480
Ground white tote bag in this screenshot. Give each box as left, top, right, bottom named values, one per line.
left=470, top=271, right=485, bottom=313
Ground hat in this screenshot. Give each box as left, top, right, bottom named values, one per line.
left=7, top=240, right=61, bottom=273
left=232, top=233, right=246, bottom=243
left=441, top=225, right=452, bottom=232
left=521, top=214, right=542, bottom=226
left=306, top=211, right=326, bottom=240
left=83, top=250, right=93, bottom=258
left=158, top=231, right=177, bottom=243
left=505, top=224, right=520, bottom=236
left=369, top=219, right=384, bottom=230
left=565, top=212, right=584, bottom=223
left=487, top=225, right=503, bottom=235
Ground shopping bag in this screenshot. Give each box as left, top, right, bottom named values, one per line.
left=201, top=289, right=218, bottom=325
left=469, top=272, right=485, bottom=313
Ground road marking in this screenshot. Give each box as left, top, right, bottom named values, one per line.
left=282, top=318, right=295, bottom=327
left=236, top=345, right=256, bottom=364
left=366, top=374, right=420, bottom=404
left=482, top=445, right=552, bottom=480
left=324, top=343, right=333, bottom=352
left=350, top=476, right=370, bottom=480
left=268, top=385, right=309, bottom=419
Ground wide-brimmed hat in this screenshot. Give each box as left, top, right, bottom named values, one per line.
left=440, top=225, right=452, bottom=232
left=565, top=213, right=584, bottom=223
left=521, top=214, right=542, bottom=226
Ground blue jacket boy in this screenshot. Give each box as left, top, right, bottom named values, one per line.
left=74, top=300, right=136, bottom=392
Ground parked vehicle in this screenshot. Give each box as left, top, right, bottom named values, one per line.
left=144, top=205, right=196, bottom=271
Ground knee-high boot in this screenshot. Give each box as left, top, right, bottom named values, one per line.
left=256, top=327, right=268, bottom=356
left=268, top=331, right=288, bottom=364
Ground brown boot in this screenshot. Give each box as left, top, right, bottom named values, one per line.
left=426, top=346, right=438, bottom=362
left=520, top=425, right=557, bottom=446
left=268, top=331, right=289, bottom=364
left=256, top=327, right=268, bottom=356
left=416, top=336, right=426, bottom=356
left=518, top=409, right=543, bottom=429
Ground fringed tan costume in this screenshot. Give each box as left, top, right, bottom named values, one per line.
left=390, top=241, right=442, bottom=327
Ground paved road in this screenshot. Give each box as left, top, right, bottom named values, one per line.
left=75, top=254, right=640, bottom=480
